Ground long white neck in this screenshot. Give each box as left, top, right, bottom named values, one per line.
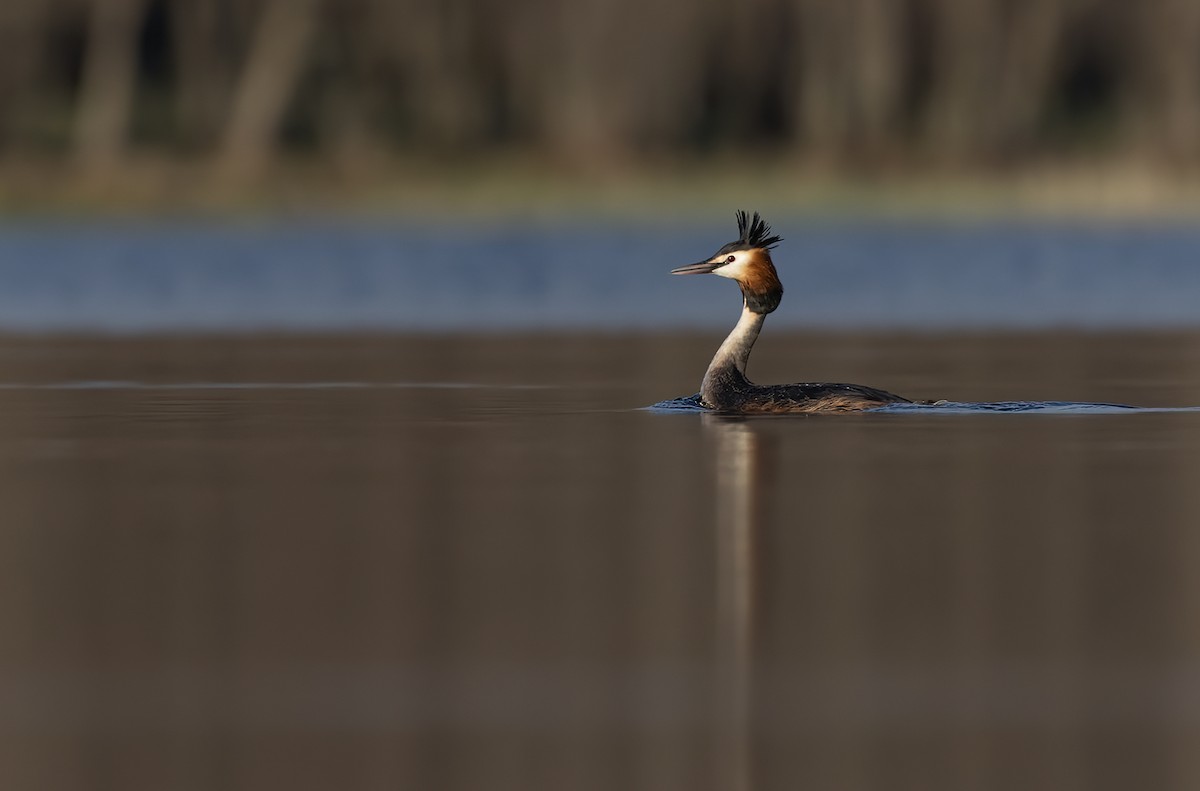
left=702, top=305, right=765, bottom=393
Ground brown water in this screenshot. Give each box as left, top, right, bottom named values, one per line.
left=3, top=331, right=1200, bottom=791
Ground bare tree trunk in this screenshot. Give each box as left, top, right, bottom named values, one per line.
left=921, top=0, right=1071, bottom=163
left=217, top=0, right=319, bottom=181
left=793, top=0, right=908, bottom=161
left=170, top=0, right=230, bottom=151
left=0, top=3, right=54, bottom=148
left=850, top=0, right=907, bottom=152
left=991, top=1, right=1068, bottom=157
left=921, top=0, right=998, bottom=162
left=72, top=0, right=149, bottom=174
left=536, top=0, right=710, bottom=163
left=532, top=0, right=636, bottom=164
left=616, top=0, right=709, bottom=152
left=1128, top=0, right=1200, bottom=162
left=402, top=0, right=494, bottom=149
left=694, top=0, right=780, bottom=147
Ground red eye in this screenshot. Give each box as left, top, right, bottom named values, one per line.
left=726, top=255, right=736, bottom=263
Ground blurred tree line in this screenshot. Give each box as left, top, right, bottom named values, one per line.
left=2, top=0, right=1199, bottom=180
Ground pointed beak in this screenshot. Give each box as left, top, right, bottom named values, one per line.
left=671, top=260, right=719, bottom=275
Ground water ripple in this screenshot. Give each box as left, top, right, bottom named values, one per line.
left=648, top=395, right=1200, bottom=414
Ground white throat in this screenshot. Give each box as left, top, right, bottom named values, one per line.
left=703, top=304, right=765, bottom=386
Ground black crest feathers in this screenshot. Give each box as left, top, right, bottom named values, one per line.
left=735, top=210, right=782, bottom=250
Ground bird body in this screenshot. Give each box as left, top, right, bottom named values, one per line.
left=672, top=212, right=911, bottom=413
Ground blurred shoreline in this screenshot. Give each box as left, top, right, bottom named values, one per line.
left=6, top=154, right=1200, bottom=220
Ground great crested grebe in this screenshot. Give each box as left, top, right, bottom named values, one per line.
left=672, top=211, right=913, bottom=413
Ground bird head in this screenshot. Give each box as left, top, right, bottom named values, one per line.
left=671, top=210, right=784, bottom=314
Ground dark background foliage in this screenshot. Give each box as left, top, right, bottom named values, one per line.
left=4, top=0, right=1198, bottom=182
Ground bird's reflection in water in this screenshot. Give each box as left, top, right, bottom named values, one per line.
left=705, top=414, right=776, bottom=791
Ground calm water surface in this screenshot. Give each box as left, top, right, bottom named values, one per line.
left=3, top=331, right=1200, bottom=790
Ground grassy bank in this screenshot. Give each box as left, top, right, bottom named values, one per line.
left=5, top=154, right=1200, bottom=221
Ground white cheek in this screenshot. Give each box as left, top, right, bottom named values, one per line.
left=714, top=259, right=749, bottom=279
